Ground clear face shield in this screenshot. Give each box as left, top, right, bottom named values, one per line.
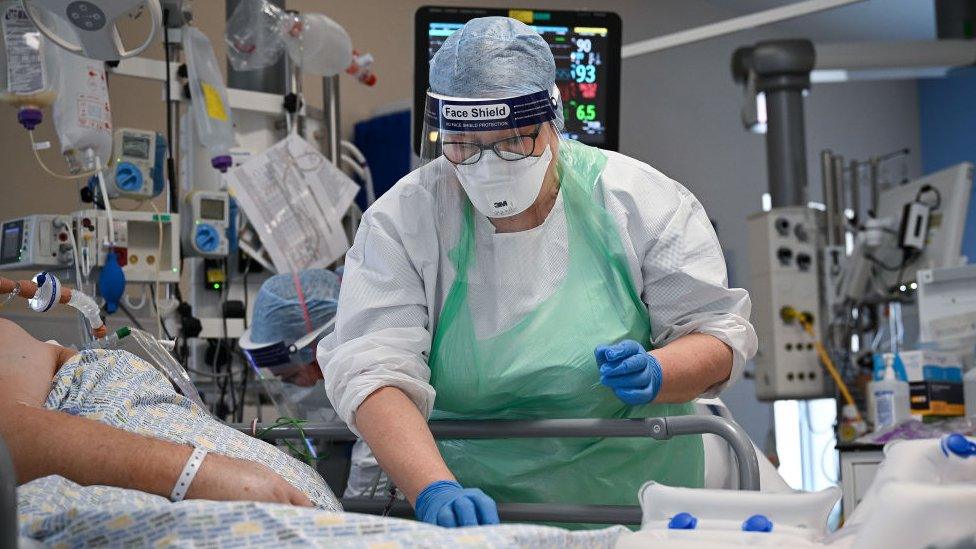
left=419, top=88, right=563, bottom=218
left=240, top=318, right=333, bottom=386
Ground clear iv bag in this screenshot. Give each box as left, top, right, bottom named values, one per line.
left=283, top=13, right=352, bottom=77
left=183, top=26, right=236, bottom=173
left=225, top=0, right=287, bottom=72
left=0, top=0, right=57, bottom=129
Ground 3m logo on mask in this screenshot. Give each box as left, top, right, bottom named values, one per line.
left=442, top=103, right=510, bottom=121
left=493, top=200, right=509, bottom=208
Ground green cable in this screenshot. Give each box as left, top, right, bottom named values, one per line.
left=257, top=417, right=324, bottom=467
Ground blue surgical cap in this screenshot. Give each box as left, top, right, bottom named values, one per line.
left=429, top=16, right=564, bottom=129
left=247, top=269, right=340, bottom=363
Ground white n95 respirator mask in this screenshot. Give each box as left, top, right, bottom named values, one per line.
left=454, top=145, right=553, bottom=218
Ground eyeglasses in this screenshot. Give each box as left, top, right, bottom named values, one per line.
left=443, top=124, right=543, bottom=165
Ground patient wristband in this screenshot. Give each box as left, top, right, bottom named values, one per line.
left=170, top=446, right=208, bottom=502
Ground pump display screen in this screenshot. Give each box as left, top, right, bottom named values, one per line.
left=1, top=220, right=24, bottom=265
left=415, top=7, right=621, bottom=153
left=199, top=198, right=225, bottom=221
left=122, top=134, right=151, bottom=159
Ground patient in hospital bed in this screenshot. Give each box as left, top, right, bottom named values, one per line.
left=0, top=317, right=341, bottom=511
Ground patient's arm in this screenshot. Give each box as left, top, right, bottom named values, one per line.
left=0, top=318, right=311, bottom=506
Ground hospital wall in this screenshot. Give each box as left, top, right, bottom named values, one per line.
left=0, top=1, right=923, bottom=448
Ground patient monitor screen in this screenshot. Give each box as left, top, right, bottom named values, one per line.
left=1, top=220, right=24, bottom=265
left=415, top=7, right=621, bottom=153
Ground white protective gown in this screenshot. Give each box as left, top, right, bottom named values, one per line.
left=319, top=149, right=758, bottom=436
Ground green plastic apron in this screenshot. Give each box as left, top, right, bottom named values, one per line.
left=428, top=140, right=703, bottom=508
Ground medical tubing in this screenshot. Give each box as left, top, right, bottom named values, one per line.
left=149, top=201, right=165, bottom=338
left=67, top=287, right=106, bottom=335
left=84, top=326, right=131, bottom=350
left=28, top=131, right=97, bottom=180
left=94, top=156, right=116, bottom=245
left=340, top=154, right=375, bottom=206
left=128, top=328, right=208, bottom=411
left=57, top=218, right=86, bottom=291
left=123, top=287, right=149, bottom=310
left=0, top=275, right=106, bottom=338
left=799, top=317, right=858, bottom=410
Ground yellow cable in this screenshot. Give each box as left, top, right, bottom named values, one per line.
left=798, top=317, right=859, bottom=410
left=149, top=201, right=164, bottom=339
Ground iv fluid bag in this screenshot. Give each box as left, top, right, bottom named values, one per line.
left=183, top=26, right=235, bottom=173
left=51, top=17, right=112, bottom=173
left=0, top=1, right=57, bottom=128
left=284, top=13, right=352, bottom=77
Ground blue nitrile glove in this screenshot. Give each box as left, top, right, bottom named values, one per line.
left=414, top=480, right=500, bottom=527
left=595, top=339, right=663, bottom=405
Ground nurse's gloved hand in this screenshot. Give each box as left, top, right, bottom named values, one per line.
left=414, top=480, right=500, bottom=527
left=595, top=339, right=663, bottom=405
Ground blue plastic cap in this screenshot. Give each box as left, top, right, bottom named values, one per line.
left=98, top=251, right=126, bottom=314
left=942, top=433, right=976, bottom=458
left=742, top=514, right=774, bottom=532
left=115, top=162, right=144, bottom=192
left=195, top=224, right=220, bottom=253
left=668, top=512, right=698, bottom=530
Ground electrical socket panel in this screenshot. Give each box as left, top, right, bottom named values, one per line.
left=748, top=207, right=830, bottom=400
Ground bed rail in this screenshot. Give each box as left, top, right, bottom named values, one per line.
left=236, top=415, right=760, bottom=524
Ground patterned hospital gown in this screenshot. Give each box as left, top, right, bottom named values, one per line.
left=35, top=348, right=341, bottom=510
left=16, top=349, right=626, bottom=547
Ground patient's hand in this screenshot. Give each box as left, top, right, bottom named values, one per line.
left=187, top=452, right=313, bottom=507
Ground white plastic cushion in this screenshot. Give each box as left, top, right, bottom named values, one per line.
left=849, top=481, right=976, bottom=548
left=638, top=481, right=841, bottom=539
left=844, top=435, right=976, bottom=528
left=320, top=150, right=758, bottom=432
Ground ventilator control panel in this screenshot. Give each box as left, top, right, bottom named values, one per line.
left=748, top=207, right=830, bottom=400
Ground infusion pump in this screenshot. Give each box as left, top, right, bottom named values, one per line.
left=105, top=128, right=166, bottom=200
left=182, top=191, right=230, bottom=257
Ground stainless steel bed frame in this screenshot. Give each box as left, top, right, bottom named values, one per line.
left=235, top=415, right=761, bottom=525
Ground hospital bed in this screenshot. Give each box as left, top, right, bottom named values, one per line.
left=2, top=415, right=758, bottom=546
left=7, top=412, right=974, bottom=548
left=235, top=415, right=762, bottom=525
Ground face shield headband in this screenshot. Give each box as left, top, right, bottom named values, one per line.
left=423, top=88, right=558, bottom=147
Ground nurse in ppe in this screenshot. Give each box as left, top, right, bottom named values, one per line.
left=319, top=16, right=757, bottom=527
